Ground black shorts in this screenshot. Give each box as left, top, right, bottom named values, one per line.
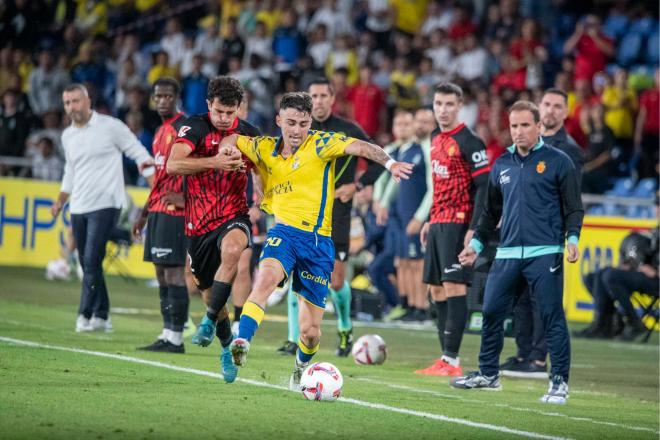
left=423, top=222, right=472, bottom=285
left=144, top=212, right=187, bottom=266
left=186, top=215, right=252, bottom=290
left=331, top=212, right=350, bottom=262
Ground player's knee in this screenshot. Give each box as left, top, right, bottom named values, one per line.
left=300, top=325, right=321, bottom=346
left=330, top=277, right=343, bottom=291
left=221, top=244, right=243, bottom=265
left=444, top=282, right=466, bottom=297
left=429, top=285, right=446, bottom=301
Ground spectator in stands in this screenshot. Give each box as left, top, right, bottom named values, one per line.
left=117, top=86, right=159, bottom=134
left=244, top=20, right=272, bottom=65
left=74, top=0, right=109, bottom=36
left=147, top=50, right=178, bottom=85
left=0, top=89, right=33, bottom=175
left=326, top=34, right=359, bottom=86
left=421, top=1, right=453, bottom=36
left=415, top=57, right=442, bottom=106
left=582, top=103, right=615, bottom=194
left=219, top=17, right=245, bottom=74
left=390, top=56, right=419, bottom=111
left=425, top=28, right=453, bottom=77
left=509, top=19, right=547, bottom=90
left=25, top=110, right=63, bottom=158
left=347, top=64, right=386, bottom=138
left=307, top=24, right=332, bottom=69
left=182, top=54, right=209, bottom=116
left=454, top=34, right=489, bottom=83
left=160, top=18, right=185, bottom=68
left=448, top=4, right=476, bottom=41
left=602, top=68, right=638, bottom=149
left=0, top=47, right=13, bottom=95
left=70, top=41, right=109, bottom=98
left=563, top=14, right=615, bottom=82
left=31, top=136, right=63, bottom=181
left=124, top=111, right=152, bottom=186
left=115, top=58, right=144, bottom=111
left=634, top=69, right=659, bottom=179
left=365, top=0, right=394, bottom=51
left=272, top=10, right=306, bottom=72
left=194, top=18, right=221, bottom=77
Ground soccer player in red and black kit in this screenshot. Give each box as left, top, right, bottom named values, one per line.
left=167, top=76, right=260, bottom=383
left=132, top=78, right=189, bottom=353
left=416, top=83, right=490, bottom=377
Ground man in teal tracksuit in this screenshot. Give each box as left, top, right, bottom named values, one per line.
left=450, top=101, right=584, bottom=405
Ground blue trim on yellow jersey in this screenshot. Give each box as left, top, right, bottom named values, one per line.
left=314, top=162, right=331, bottom=234
left=271, top=136, right=283, bottom=156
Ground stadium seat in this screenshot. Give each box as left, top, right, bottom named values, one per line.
left=631, top=178, right=658, bottom=199
left=617, top=33, right=642, bottom=66
left=646, top=32, right=659, bottom=65
left=605, top=177, right=635, bottom=197
left=603, top=14, right=628, bottom=39
left=587, top=205, right=606, bottom=216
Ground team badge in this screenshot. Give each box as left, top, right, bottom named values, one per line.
left=447, top=145, right=456, bottom=156
left=166, top=134, right=172, bottom=144
left=177, top=125, right=191, bottom=138
left=536, top=161, right=546, bottom=174
left=292, top=156, right=300, bottom=170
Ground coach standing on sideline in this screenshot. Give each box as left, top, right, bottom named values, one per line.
left=51, top=83, right=154, bottom=333
left=452, top=101, right=583, bottom=405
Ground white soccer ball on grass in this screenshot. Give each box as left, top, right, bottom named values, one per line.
left=300, top=362, right=343, bottom=401
left=351, top=334, right=387, bottom=365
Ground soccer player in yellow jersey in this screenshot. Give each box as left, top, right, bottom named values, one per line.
left=220, top=92, right=413, bottom=389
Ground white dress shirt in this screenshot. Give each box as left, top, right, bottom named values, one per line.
left=61, top=111, right=152, bottom=214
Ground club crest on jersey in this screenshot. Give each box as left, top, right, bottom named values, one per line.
left=447, top=145, right=456, bottom=156
left=292, top=156, right=300, bottom=170
left=536, top=161, right=546, bottom=174
left=178, top=125, right=191, bottom=138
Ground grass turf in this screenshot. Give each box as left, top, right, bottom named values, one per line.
left=0, top=266, right=658, bottom=439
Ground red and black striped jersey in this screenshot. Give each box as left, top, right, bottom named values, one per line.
left=147, top=112, right=185, bottom=216
left=430, top=123, right=490, bottom=224
left=174, top=114, right=261, bottom=236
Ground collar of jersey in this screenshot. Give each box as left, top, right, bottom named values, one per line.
left=507, top=138, right=544, bottom=154
left=440, top=122, right=465, bottom=136
left=271, top=130, right=312, bottom=157
left=163, top=112, right=184, bottom=126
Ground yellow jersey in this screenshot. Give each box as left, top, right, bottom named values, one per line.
left=236, top=130, right=355, bottom=236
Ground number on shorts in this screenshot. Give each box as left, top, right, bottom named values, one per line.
left=265, top=237, right=282, bottom=247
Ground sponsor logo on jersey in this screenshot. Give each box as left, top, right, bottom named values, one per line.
left=177, top=126, right=191, bottom=138
left=300, top=270, right=328, bottom=286
left=431, top=160, right=449, bottom=178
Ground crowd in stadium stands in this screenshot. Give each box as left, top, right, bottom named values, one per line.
left=0, top=0, right=658, bottom=188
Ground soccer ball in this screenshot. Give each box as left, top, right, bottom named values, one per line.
left=351, top=334, right=387, bottom=365
left=45, top=258, right=71, bottom=281
left=300, top=362, right=343, bottom=401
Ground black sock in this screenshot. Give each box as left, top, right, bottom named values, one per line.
left=168, top=285, right=189, bottom=332
left=233, top=305, right=243, bottom=323
left=216, top=317, right=233, bottom=347
left=434, top=300, right=448, bottom=352
left=401, top=296, right=409, bottom=310
left=159, top=286, right=172, bottom=330
left=206, top=281, right=232, bottom=321
left=444, top=296, right=467, bottom=359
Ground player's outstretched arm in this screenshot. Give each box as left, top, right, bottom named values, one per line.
left=167, top=141, right=243, bottom=175
left=344, top=140, right=413, bottom=182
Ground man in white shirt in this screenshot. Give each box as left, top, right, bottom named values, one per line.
left=51, top=83, right=154, bottom=333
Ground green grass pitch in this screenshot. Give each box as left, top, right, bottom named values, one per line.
left=0, top=266, right=658, bottom=439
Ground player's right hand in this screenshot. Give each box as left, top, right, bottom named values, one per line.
left=420, top=222, right=430, bottom=248
left=215, top=147, right=244, bottom=171
left=132, top=215, right=147, bottom=242
left=390, top=161, right=414, bottom=182
left=458, top=245, right=477, bottom=267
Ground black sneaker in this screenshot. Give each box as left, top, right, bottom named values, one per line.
left=399, top=308, right=419, bottom=322
left=501, top=359, right=547, bottom=379
left=336, top=329, right=353, bottom=357
left=276, top=340, right=297, bottom=356
left=137, top=339, right=167, bottom=351
left=499, top=356, right=524, bottom=370
left=139, top=339, right=185, bottom=354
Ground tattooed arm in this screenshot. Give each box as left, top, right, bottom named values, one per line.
left=344, top=140, right=414, bottom=182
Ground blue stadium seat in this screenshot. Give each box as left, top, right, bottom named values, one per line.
left=606, top=177, right=635, bottom=197
left=631, top=178, right=658, bottom=199
left=646, top=32, right=659, bottom=65
left=588, top=205, right=606, bottom=216
left=617, top=33, right=642, bottom=66
left=603, top=14, right=628, bottom=39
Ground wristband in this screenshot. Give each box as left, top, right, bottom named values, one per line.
left=142, top=165, right=155, bottom=177
left=385, top=158, right=395, bottom=171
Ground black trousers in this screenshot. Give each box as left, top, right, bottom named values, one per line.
left=514, top=286, right=548, bottom=362
left=71, top=207, right=120, bottom=320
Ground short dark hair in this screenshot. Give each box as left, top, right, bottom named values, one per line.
left=153, top=77, right=180, bottom=96
left=308, top=77, right=334, bottom=94
left=280, top=92, right=312, bottom=114
left=542, top=87, right=568, bottom=104
left=433, top=82, right=463, bottom=101
left=207, top=76, right=244, bottom=106
left=63, top=83, right=89, bottom=96
left=509, top=100, right=541, bottom=123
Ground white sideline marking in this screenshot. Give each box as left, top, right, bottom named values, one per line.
left=355, top=378, right=659, bottom=434
left=0, top=336, right=569, bottom=440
